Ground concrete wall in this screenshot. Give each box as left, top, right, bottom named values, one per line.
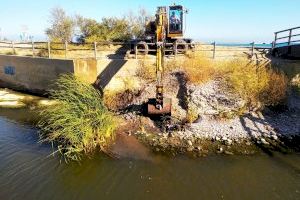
left=74, top=58, right=141, bottom=92
left=0, top=55, right=142, bottom=95
left=0, top=55, right=74, bottom=94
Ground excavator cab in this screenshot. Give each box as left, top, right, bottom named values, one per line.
left=168, top=5, right=184, bottom=37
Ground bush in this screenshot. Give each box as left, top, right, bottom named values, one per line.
left=38, top=74, right=116, bottom=162
left=220, top=59, right=288, bottom=110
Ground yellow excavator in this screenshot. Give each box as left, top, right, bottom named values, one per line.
left=134, top=5, right=193, bottom=55
left=147, top=6, right=187, bottom=116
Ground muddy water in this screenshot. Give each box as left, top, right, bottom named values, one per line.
left=0, top=109, right=300, bottom=200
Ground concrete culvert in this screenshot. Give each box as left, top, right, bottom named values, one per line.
left=136, top=41, right=149, bottom=55
left=174, top=39, right=188, bottom=54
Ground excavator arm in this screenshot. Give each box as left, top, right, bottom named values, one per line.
left=147, top=7, right=172, bottom=116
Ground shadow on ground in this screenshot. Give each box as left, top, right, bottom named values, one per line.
left=94, top=45, right=129, bottom=89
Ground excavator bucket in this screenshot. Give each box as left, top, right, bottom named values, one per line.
left=147, top=98, right=172, bottom=116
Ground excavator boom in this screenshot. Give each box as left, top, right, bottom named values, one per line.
left=147, top=6, right=172, bottom=116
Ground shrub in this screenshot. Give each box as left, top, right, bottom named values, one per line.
left=220, top=59, right=288, bottom=110
left=38, top=74, right=116, bottom=162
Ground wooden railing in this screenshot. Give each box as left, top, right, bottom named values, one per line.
left=0, top=40, right=270, bottom=60
left=273, top=26, right=300, bottom=48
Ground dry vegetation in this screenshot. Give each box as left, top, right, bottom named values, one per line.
left=181, top=54, right=289, bottom=111
left=219, top=59, right=288, bottom=109
left=135, top=60, right=156, bottom=82
left=182, top=52, right=216, bottom=84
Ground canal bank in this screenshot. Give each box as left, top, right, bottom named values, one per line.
left=1, top=88, right=299, bottom=158
left=0, top=111, right=299, bottom=200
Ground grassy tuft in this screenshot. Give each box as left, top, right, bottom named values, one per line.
left=37, top=74, right=116, bottom=162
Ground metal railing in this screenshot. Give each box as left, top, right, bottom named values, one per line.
left=273, top=26, right=300, bottom=48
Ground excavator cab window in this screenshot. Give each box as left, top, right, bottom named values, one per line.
left=168, top=5, right=183, bottom=34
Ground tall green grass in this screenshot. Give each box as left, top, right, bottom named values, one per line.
left=38, top=74, right=116, bottom=162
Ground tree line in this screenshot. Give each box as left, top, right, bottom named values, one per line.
left=46, top=7, right=151, bottom=43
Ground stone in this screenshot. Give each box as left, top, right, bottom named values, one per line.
left=187, top=146, right=194, bottom=152
left=271, top=135, right=278, bottom=140
left=225, top=139, right=233, bottom=146
left=196, top=146, right=202, bottom=151
left=168, top=132, right=174, bottom=138
left=218, top=147, right=224, bottom=152
left=225, top=151, right=234, bottom=155
left=260, top=138, right=269, bottom=145
left=187, top=140, right=193, bottom=146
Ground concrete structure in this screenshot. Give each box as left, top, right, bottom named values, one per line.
left=0, top=55, right=140, bottom=95
left=0, top=55, right=74, bottom=94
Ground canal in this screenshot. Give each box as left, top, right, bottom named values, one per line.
left=0, top=108, right=299, bottom=200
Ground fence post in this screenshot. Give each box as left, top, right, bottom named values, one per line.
left=64, top=41, right=68, bottom=59
left=32, top=41, right=35, bottom=57
left=135, top=45, right=137, bottom=59
left=94, top=41, right=97, bottom=60
left=274, top=32, right=277, bottom=49
left=174, top=41, right=177, bottom=58
left=48, top=41, right=51, bottom=58
left=288, top=29, right=292, bottom=45
left=251, top=42, right=255, bottom=58
left=11, top=41, right=15, bottom=54
left=213, top=41, right=216, bottom=59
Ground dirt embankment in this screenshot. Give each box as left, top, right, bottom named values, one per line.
left=109, top=57, right=300, bottom=157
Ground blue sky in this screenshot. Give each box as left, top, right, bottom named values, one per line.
left=0, top=0, right=299, bottom=43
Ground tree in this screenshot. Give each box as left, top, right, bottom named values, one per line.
left=125, top=7, right=151, bottom=39
left=76, top=16, right=131, bottom=42
left=45, top=7, right=75, bottom=42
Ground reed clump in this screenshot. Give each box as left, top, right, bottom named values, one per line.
left=38, top=74, right=116, bottom=162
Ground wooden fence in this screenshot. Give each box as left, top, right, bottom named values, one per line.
left=0, top=40, right=271, bottom=60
